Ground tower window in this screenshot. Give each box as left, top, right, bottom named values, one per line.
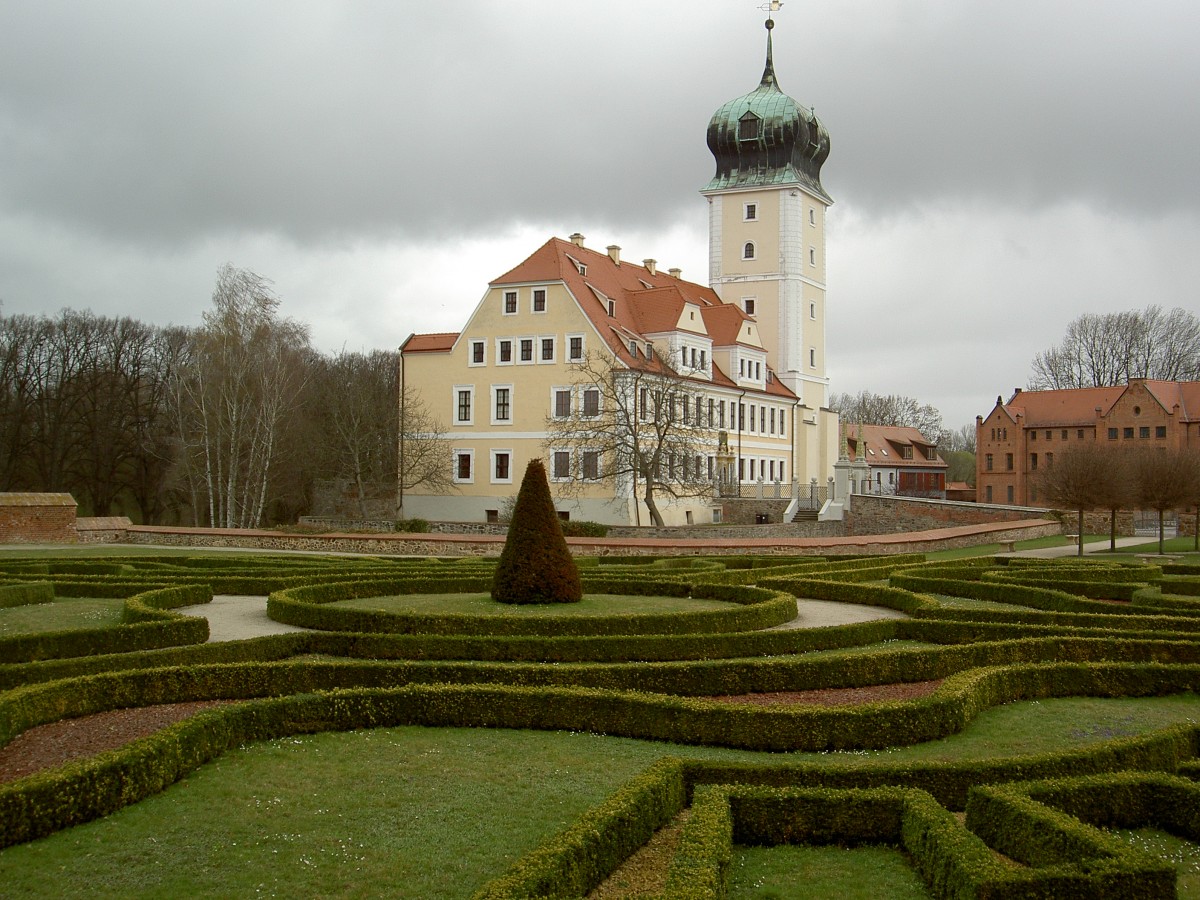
left=809, top=302, right=816, bottom=319
left=744, top=298, right=755, bottom=316
left=809, top=247, right=816, bottom=266
left=809, top=207, right=816, bottom=225
left=743, top=202, right=757, bottom=221
left=743, top=242, right=756, bottom=260
left=809, top=348, right=816, bottom=368
left=739, top=112, right=760, bottom=141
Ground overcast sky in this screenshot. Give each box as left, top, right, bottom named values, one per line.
left=2, top=1, right=1197, bottom=431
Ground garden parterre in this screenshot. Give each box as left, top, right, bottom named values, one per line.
left=1, top=552, right=1200, bottom=897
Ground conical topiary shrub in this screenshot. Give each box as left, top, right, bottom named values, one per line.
left=491, top=458, right=582, bottom=604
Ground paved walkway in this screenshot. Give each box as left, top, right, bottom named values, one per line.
left=177, top=595, right=308, bottom=642
left=1003, top=536, right=1164, bottom=559
left=176, top=594, right=908, bottom=643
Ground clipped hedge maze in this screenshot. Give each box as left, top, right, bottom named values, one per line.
left=2, top=551, right=1200, bottom=897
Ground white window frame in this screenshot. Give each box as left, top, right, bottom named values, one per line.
left=809, top=347, right=817, bottom=368
left=490, top=449, right=514, bottom=484
left=538, top=335, right=556, bottom=364
left=531, top=288, right=548, bottom=314
left=567, top=333, right=585, bottom=362
left=453, top=385, right=475, bottom=426
left=491, top=384, right=514, bottom=425
left=809, top=247, right=817, bottom=266
left=496, top=338, right=513, bottom=366
left=517, top=336, right=535, bottom=365
left=550, top=449, right=572, bottom=482
left=551, top=386, right=572, bottom=419
left=468, top=339, right=486, bottom=367
left=452, top=448, right=475, bottom=484
left=809, top=207, right=816, bottom=226
left=742, top=241, right=756, bottom=260
left=743, top=201, right=757, bottom=221
left=809, top=302, right=817, bottom=320
left=502, top=290, right=518, bottom=316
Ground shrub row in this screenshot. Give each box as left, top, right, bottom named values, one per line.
left=0, top=585, right=211, bottom=664
left=892, top=571, right=1167, bottom=616
left=0, top=582, right=54, bottom=608
left=1161, top=575, right=1200, bottom=597
left=3, top=679, right=1197, bottom=851
left=5, top=656, right=1199, bottom=757
left=661, top=785, right=1016, bottom=900
left=759, top=575, right=932, bottom=614
left=473, top=758, right=686, bottom=899
left=267, top=577, right=797, bottom=636
left=965, top=775, right=1183, bottom=896
left=987, top=565, right=1161, bottom=584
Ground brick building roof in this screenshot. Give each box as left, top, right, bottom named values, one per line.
left=1001, top=380, right=1200, bottom=426
left=844, top=424, right=947, bottom=469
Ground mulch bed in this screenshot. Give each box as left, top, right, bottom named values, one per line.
left=0, top=701, right=234, bottom=784
left=710, top=679, right=944, bottom=707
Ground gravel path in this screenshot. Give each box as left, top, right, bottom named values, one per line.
left=175, top=594, right=906, bottom=642
left=176, top=595, right=308, bottom=642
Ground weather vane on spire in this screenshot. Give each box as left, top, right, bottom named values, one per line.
left=758, top=1, right=783, bottom=23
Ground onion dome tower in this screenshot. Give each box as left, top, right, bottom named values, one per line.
left=704, top=18, right=831, bottom=201
left=702, top=14, right=832, bottom=419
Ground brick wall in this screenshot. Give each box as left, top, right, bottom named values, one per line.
left=0, top=493, right=78, bottom=543
left=844, top=494, right=1053, bottom=536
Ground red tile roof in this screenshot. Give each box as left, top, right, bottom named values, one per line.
left=403, top=236, right=798, bottom=402
left=1003, top=381, right=1200, bottom=426
left=401, top=332, right=457, bottom=352
left=845, top=424, right=947, bottom=469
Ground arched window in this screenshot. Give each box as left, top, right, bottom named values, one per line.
left=743, top=241, right=755, bottom=260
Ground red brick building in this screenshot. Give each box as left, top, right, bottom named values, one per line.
left=0, top=493, right=78, bottom=543
left=975, top=379, right=1200, bottom=506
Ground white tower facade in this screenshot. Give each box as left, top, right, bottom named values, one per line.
left=702, top=17, right=837, bottom=482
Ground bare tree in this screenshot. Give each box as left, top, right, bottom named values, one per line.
left=1035, top=443, right=1129, bottom=556
left=544, top=350, right=714, bottom=527
left=828, top=390, right=945, bottom=443
left=1134, top=447, right=1196, bottom=555
left=1030, top=305, right=1200, bottom=390
left=1180, top=450, right=1200, bottom=553
left=171, top=265, right=310, bottom=528
left=396, top=384, right=452, bottom=517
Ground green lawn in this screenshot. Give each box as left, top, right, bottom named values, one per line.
left=1110, top=828, right=1200, bottom=899
left=334, top=592, right=737, bottom=617
left=0, top=597, right=125, bottom=635
left=2, top=694, right=1197, bottom=898
left=729, top=844, right=931, bottom=899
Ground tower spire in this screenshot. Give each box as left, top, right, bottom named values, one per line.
left=759, top=3, right=781, bottom=89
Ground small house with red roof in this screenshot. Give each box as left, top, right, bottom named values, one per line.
left=975, top=379, right=1200, bottom=506
left=844, top=424, right=948, bottom=498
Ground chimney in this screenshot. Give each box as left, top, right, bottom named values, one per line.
left=607, top=245, right=621, bottom=266
left=643, top=259, right=657, bottom=276
left=569, top=233, right=585, bottom=247
left=668, top=267, right=682, bottom=279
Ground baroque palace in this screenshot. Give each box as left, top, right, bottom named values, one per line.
left=400, top=18, right=839, bottom=525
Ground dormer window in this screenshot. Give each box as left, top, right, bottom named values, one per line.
left=739, top=111, right=760, bottom=141
left=743, top=242, right=756, bottom=260
left=607, top=299, right=615, bottom=317
left=629, top=340, right=638, bottom=357
left=578, top=263, right=587, bottom=275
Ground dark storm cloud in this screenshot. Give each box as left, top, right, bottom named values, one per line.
left=4, top=1, right=1193, bottom=251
